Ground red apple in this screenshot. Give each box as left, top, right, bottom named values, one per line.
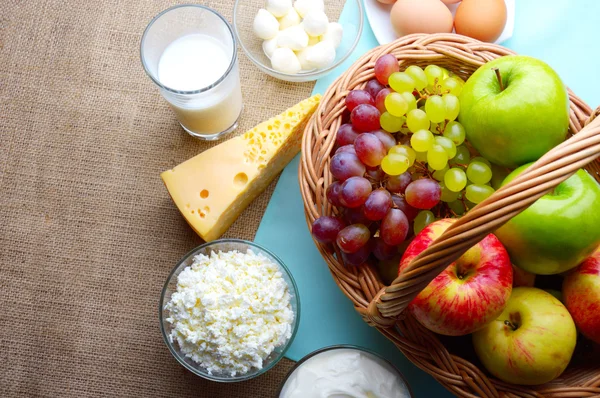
left=512, top=264, right=536, bottom=287
left=399, top=218, right=513, bottom=336
left=563, top=246, right=600, bottom=344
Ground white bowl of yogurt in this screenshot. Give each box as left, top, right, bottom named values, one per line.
left=277, top=345, right=413, bottom=398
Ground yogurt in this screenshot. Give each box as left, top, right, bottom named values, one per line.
left=279, top=347, right=412, bottom=398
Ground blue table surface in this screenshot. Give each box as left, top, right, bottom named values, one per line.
left=254, top=1, right=600, bottom=396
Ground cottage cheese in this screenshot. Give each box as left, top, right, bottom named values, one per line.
left=164, top=249, right=294, bottom=376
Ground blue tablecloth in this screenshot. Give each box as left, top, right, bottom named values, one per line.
left=255, top=1, right=600, bottom=396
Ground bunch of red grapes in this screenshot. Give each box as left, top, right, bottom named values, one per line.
left=311, top=54, right=504, bottom=267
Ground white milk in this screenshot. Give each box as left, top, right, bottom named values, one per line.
left=158, top=34, right=242, bottom=136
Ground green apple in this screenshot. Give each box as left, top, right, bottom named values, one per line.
left=495, top=164, right=600, bottom=275
left=459, top=55, right=569, bottom=168
left=473, top=287, right=577, bottom=385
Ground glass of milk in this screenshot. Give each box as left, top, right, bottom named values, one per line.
left=141, top=5, right=243, bottom=140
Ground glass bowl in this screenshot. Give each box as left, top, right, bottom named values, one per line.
left=159, top=239, right=300, bottom=382
left=276, top=345, right=414, bottom=397
left=233, top=0, right=364, bottom=82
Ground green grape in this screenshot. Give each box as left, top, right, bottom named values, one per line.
left=434, top=136, right=456, bottom=159
left=385, top=92, right=408, bottom=117
left=388, top=72, right=416, bottom=93
left=381, top=153, right=410, bottom=176
left=490, top=163, right=511, bottom=190
left=443, top=121, right=466, bottom=145
left=432, top=164, right=448, bottom=181
left=440, top=67, right=450, bottom=79
left=427, top=144, right=448, bottom=170
left=430, top=121, right=439, bottom=133
left=401, top=91, right=417, bottom=112
left=451, top=145, right=470, bottom=166
left=448, top=200, right=466, bottom=216
left=444, top=168, right=467, bottom=192
left=380, top=112, right=405, bottom=133
left=443, top=94, right=460, bottom=121
left=406, top=109, right=429, bottom=133
left=424, top=65, right=444, bottom=87
left=411, top=129, right=434, bottom=152
left=466, top=184, right=495, bottom=204
left=471, top=156, right=492, bottom=167
left=440, top=182, right=460, bottom=202
left=414, top=210, right=435, bottom=234
left=440, top=77, right=463, bottom=96
left=415, top=150, right=428, bottom=163
left=405, top=65, right=427, bottom=91
left=425, top=95, right=445, bottom=123
left=467, top=161, right=493, bottom=184
left=389, top=145, right=416, bottom=166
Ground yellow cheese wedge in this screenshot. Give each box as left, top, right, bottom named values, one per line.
left=161, top=94, right=321, bottom=242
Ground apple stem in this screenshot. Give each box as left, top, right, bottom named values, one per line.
left=504, top=320, right=517, bottom=331
left=492, top=68, right=505, bottom=91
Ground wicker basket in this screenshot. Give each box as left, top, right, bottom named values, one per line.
left=299, top=33, right=600, bottom=397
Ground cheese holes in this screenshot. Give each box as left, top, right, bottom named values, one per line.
left=234, top=172, right=248, bottom=187
left=200, top=189, right=209, bottom=199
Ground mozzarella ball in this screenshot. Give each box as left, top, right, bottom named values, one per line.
left=306, top=40, right=336, bottom=69
left=266, top=0, right=292, bottom=17
left=277, top=25, right=309, bottom=51
left=308, top=35, right=320, bottom=46
left=302, top=10, right=329, bottom=37
left=322, top=22, right=343, bottom=48
left=271, top=47, right=302, bottom=74
left=262, top=35, right=279, bottom=59
left=279, top=7, right=301, bottom=30
left=293, top=0, right=324, bottom=18
left=296, top=46, right=314, bottom=70
left=253, top=9, right=279, bottom=40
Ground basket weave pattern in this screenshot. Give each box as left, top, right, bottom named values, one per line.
left=300, top=34, right=600, bottom=397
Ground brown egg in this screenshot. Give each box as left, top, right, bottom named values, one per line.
left=454, top=0, right=507, bottom=42
left=377, top=0, right=397, bottom=4
left=390, top=0, right=454, bottom=37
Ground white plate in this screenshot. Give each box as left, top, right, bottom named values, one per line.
left=364, top=0, right=515, bottom=45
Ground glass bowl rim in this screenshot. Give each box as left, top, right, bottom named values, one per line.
left=159, top=238, right=301, bottom=382
left=275, top=344, right=415, bottom=397
left=140, top=4, right=239, bottom=95
left=232, top=0, right=364, bottom=79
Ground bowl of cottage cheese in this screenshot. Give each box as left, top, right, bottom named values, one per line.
left=159, top=239, right=300, bottom=382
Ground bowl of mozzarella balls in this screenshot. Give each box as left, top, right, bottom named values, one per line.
left=234, top=0, right=363, bottom=82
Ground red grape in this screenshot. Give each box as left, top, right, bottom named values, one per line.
left=345, top=90, right=375, bottom=112
left=336, top=123, right=360, bottom=146
left=386, top=172, right=412, bottom=194
left=354, top=133, right=386, bottom=167
left=374, top=54, right=399, bottom=85
left=373, top=237, right=397, bottom=261
left=335, top=144, right=356, bottom=155
left=341, top=108, right=351, bottom=123
left=391, top=195, right=419, bottom=221
left=340, top=176, right=372, bottom=208
left=363, top=189, right=392, bottom=221
left=350, top=104, right=381, bottom=132
left=344, top=206, right=371, bottom=225
left=326, top=181, right=343, bottom=207
left=371, top=130, right=396, bottom=151
left=380, top=209, right=409, bottom=246
left=337, top=224, right=371, bottom=253
left=375, top=88, right=392, bottom=114
left=366, top=166, right=385, bottom=182
left=330, top=152, right=366, bottom=181
left=405, top=179, right=442, bottom=209
left=365, top=79, right=386, bottom=99
left=341, top=242, right=372, bottom=266
left=311, top=216, right=346, bottom=244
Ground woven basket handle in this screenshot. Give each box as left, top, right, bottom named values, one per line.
left=364, top=107, right=600, bottom=325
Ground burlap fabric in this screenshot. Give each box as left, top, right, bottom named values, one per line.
left=0, top=0, right=344, bottom=396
